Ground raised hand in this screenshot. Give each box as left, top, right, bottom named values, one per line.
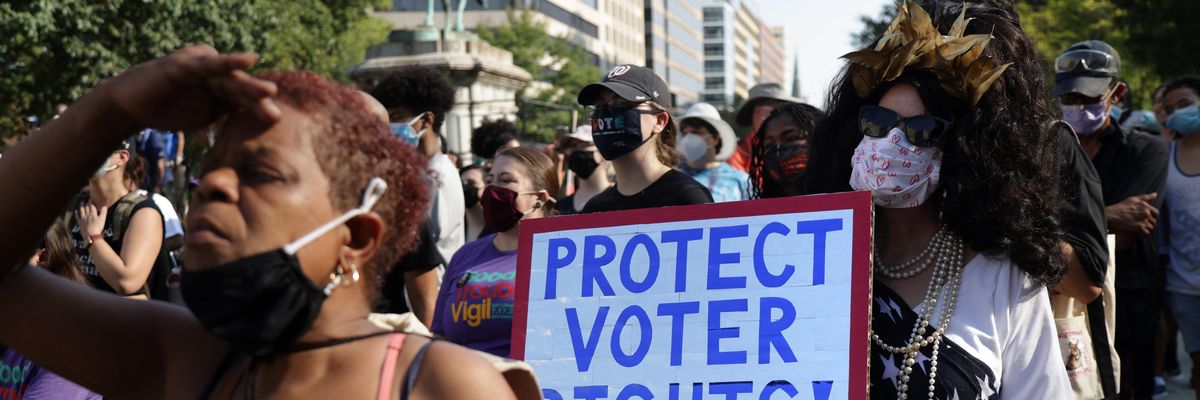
left=102, top=44, right=281, bottom=132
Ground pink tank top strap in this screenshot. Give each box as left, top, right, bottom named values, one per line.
left=377, top=333, right=407, bottom=400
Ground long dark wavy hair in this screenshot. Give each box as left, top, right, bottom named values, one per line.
left=749, top=103, right=823, bottom=199
left=806, top=1, right=1066, bottom=285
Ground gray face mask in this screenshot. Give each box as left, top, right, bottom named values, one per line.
left=92, top=159, right=116, bottom=180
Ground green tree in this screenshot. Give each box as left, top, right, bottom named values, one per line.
left=1015, top=0, right=1162, bottom=107
left=1110, top=0, right=1200, bottom=87
left=477, top=9, right=600, bottom=144
left=0, top=0, right=389, bottom=145
left=255, top=0, right=391, bottom=79
left=851, top=1, right=1198, bottom=109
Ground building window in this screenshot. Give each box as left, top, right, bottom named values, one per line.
left=704, top=60, right=724, bottom=73
left=703, top=8, right=722, bottom=22
left=530, top=0, right=599, bottom=38
left=703, top=26, right=723, bottom=40
left=704, top=44, right=723, bottom=56
left=705, top=77, right=724, bottom=90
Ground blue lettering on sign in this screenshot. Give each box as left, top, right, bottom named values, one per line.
left=616, top=384, right=654, bottom=400
left=710, top=382, right=754, bottom=400
left=707, top=225, right=749, bottom=290
left=583, top=235, right=617, bottom=297
left=546, top=237, right=577, bottom=299
left=707, top=299, right=748, bottom=365
left=795, top=219, right=843, bottom=285
left=667, top=383, right=704, bottom=400
left=575, top=385, right=608, bottom=400
left=760, top=381, right=798, bottom=400
left=758, top=297, right=798, bottom=364
left=536, top=216, right=852, bottom=397
left=620, top=234, right=660, bottom=294
left=611, top=305, right=652, bottom=367
left=661, top=228, right=703, bottom=293
left=811, top=381, right=833, bottom=400
left=657, top=301, right=700, bottom=366
left=551, top=381, right=832, bottom=400
left=567, top=307, right=609, bottom=372
left=752, top=222, right=794, bottom=288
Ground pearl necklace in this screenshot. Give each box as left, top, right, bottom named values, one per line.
left=870, top=227, right=965, bottom=400
left=874, top=227, right=949, bottom=279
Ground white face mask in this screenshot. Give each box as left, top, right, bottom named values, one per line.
left=849, top=128, right=942, bottom=208
left=678, top=133, right=710, bottom=163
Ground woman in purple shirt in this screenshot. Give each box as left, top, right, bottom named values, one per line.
left=433, top=147, right=559, bottom=357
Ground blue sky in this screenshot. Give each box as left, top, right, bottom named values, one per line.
left=755, top=0, right=894, bottom=107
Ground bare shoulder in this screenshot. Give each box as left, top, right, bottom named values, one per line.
left=405, top=337, right=516, bottom=400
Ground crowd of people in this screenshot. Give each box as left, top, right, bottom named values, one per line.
left=0, top=1, right=1198, bottom=399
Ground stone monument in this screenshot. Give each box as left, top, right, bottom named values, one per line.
left=350, top=0, right=530, bottom=162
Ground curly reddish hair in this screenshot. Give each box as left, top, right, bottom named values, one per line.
left=256, top=71, right=430, bottom=291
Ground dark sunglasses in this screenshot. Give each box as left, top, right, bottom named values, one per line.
left=858, top=105, right=952, bottom=148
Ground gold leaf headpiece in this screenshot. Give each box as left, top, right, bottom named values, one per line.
left=841, top=1, right=1012, bottom=107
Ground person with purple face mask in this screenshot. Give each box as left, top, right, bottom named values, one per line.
left=1054, top=39, right=1169, bottom=399
left=432, top=147, right=558, bottom=357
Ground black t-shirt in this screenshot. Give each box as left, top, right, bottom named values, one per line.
left=1089, top=123, right=1169, bottom=290
left=580, top=169, right=713, bottom=214
left=556, top=194, right=580, bottom=215
left=376, top=218, right=444, bottom=314
left=69, top=193, right=170, bottom=297
left=1056, top=125, right=1110, bottom=285
left=1055, top=123, right=1119, bottom=395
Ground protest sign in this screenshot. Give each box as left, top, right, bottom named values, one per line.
left=512, top=191, right=873, bottom=400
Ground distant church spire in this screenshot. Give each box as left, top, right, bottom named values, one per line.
left=791, top=53, right=802, bottom=99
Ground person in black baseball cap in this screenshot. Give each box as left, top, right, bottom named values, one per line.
left=1054, top=40, right=1127, bottom=137
left=575, top=65, right=712, bottom=213
left=1056, top=39, right=1171, bottom=400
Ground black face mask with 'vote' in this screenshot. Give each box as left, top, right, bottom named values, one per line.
left=181, top=178, right=388, bottom=357
left=591, top=105, right=660, bottom=160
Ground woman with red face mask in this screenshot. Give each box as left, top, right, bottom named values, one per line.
left=748, top=102, right=823, bottom=198
left=431, top=147, right=558, bottom=358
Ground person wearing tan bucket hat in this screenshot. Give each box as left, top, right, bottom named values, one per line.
left=677, top=103, right=749, bottom=202
left=727, top=83, right=805, bottom=172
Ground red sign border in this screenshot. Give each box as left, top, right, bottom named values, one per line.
left=511, top=191, right=873, bottom=399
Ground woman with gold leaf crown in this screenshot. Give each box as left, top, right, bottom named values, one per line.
left=806, top=1, right=1071, bottom=399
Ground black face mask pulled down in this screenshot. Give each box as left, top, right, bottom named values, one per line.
left=567, top=151, right=600, bottom=179
left=760, top=144, right=809, bottom=198
left=181, top=178, right=388, bottom=357
left=591, top=105, right=657, bottom=160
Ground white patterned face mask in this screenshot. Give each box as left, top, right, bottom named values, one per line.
left=849, top=127, right=943, bottom=208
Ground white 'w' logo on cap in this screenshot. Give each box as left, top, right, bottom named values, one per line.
left=607, top=65, right=631, bottom=79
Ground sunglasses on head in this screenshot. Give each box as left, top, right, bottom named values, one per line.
left=1055, top=49, right=1118, bottom=75
left=858, top=105, right=952, bottom=148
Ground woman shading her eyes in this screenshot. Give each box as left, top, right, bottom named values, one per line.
left=0, top=47, right=521, bottom=399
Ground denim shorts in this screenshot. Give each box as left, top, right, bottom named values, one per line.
left=1167, top=290, right=1200, bottom=354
